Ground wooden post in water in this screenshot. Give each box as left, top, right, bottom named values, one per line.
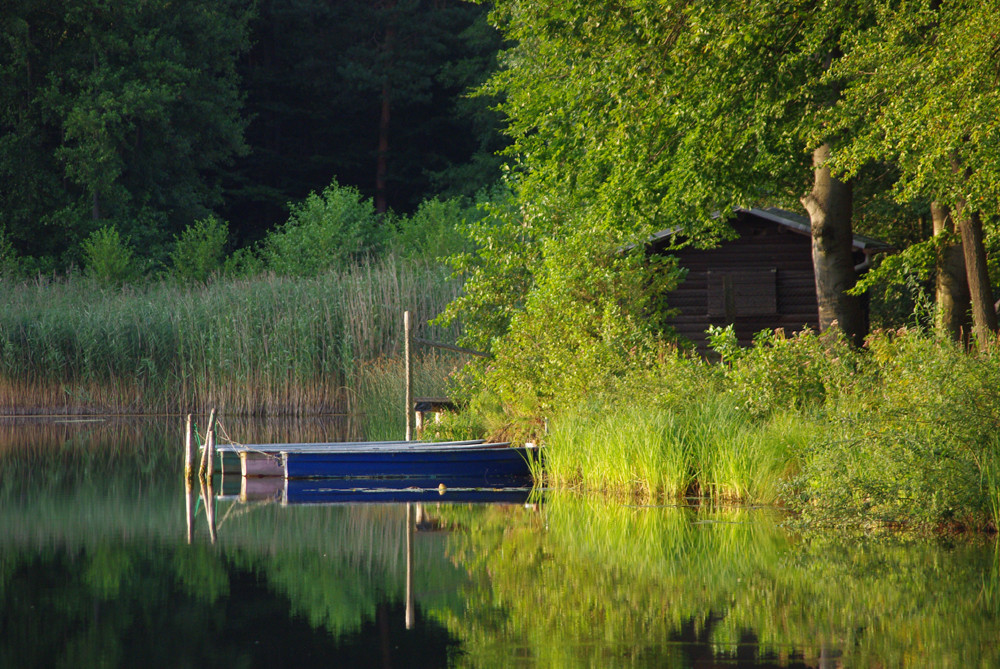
left=205, top=428, right=216, bottom=480
left=199, top=408, right=217, bottom=480
left=184, top=413, right=195, bottom=482
left=406, top=502, right=415, bottom=630
left=404, top=311, right=413, bottom=442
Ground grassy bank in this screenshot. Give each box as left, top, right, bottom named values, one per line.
left=0, top=256, right=459, bottom=416
left=452, top=327, right=1000, bottom=531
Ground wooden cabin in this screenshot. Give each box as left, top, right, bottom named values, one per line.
left=649, top=207, right=889, bottom=352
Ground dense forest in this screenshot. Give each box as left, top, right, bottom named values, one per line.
left=0, top=0, right=505, bottom=270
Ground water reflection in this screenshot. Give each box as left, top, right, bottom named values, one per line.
left=1, top=417, right=998, bottom=667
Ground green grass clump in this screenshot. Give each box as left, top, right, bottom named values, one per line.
left=546, top=396, right=805, bottom=504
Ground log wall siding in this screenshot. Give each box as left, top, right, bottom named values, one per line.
left=659, top=214, right=821, bottom=352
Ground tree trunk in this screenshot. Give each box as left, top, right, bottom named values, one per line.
left=953, top=202, right=998, bottom=348
left=930, top=202, right=971, bottom=343
left=376, top=78, right=391, bottom=215
left=800, top=143, right=866, bottom=346
left=375, top=2, right=396, bottom=215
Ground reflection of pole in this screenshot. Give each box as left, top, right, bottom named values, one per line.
left=207, top=478, right=217, bottom=544
left=200, top=477, right=217, bottom=545
left=404, top=311, right=413, bottom=441
left=185, top=477, right=195, bottom=544
left=406, top=502, right=415, bottom=630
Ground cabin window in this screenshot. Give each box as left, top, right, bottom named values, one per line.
left=707, top=268, right=777, bottom=319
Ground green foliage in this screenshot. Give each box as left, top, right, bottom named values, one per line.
left=793, top=329, right=1000, bottom=529
left=0, top=225, right=17, bottom=277
left=479, top=228, right=683, bottom=417
left=433, top=187, right=540, bottom=353
left=169, top=216, right=229, bottom=283
left=81, top=225, right=137, bottom=285
left=389, top=196, right=482, bottom=263
left=261, top=179, right=382, bottom=275
left=0, top=0, right=252, bottom=263
left=715, top=326, right=865, bottom=421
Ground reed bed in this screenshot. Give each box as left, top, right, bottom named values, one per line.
left=0, top=257, right=460, bottom=415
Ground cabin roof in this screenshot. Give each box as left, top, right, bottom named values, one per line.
left=641, top=207, right=892, bottom=252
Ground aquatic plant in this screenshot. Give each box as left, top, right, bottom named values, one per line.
left=0, top=256, right=459, bottom=415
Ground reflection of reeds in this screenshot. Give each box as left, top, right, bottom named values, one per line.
left=439, top=491, right=1000, bottom=668
left=0, top=257, right=459, bottom=415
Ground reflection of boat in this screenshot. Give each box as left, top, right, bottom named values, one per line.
left=234, top=476, right=534, bottom=505
left=218, top=439, right=536, bottom=484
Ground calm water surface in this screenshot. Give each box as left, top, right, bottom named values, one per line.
left=1, top=416, right=998, bottom=668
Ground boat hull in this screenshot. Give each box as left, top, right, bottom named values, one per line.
left=282, top=446, right=534, bottom=482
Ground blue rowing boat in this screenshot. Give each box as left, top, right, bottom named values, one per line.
left=218, top=438, right=537, bottom=483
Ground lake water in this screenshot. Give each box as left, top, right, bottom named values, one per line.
left=1, top=416, right=998, bottom=667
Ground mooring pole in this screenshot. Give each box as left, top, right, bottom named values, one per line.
left=199, top=408, right=217, bottom=480
left=404, top=311, right=413, bottom=442
left=206, top=428, right=216, bottom=480
left=184, top=413, right=195, bottom=482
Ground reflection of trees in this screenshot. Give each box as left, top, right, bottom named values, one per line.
left=438, top=493, right=1000, bottom=667
left=0, top=459, right=468, bottom=667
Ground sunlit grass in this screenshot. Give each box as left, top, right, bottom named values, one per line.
left=545, top=396, right=803, bottom=504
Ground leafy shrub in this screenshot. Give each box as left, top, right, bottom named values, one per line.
left=81, top=225, right=137, bottom=285
left=479, top=227, right=683, bottom=417
left=221, top=246, right=265, bottom=277
left=793, top=329, right=1000, bottom=529
left=169, top=216, right=229, bottom=282
left=0, top=226, right=18, bottom=278
left=262, top=179, right=382, bottom=275
left=390, top=196, right=482, bottom=262
left=713, top=326, right=864, bottom=420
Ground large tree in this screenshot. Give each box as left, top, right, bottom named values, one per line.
left=0, top=0, right=252, bottom=265
left=467, top=0, right=877, bottom=346
left=830, top=0, right=1000, bottom=347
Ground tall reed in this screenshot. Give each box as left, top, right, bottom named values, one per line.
left=0, top=257, right=460, bottom=415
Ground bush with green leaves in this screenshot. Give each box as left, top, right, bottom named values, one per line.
left=262, top=179, right=382, bottom=275
left=477, top=227, right=683, bottom=420
left=0, top=226, right=18, bottom=278
left=792, top=329, right=1000, bottom=529
left=711, top=325, right=865, bottom=420
left=81, top=225, right=137, bottom=285
left=389, top=196, right=482, bottom=262
left=169, top=216, right=229, bottom=282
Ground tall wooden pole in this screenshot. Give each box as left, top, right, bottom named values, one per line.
left=404, top=311, right=413, bottom=442
left=199, top=408, right=217, bottom=480
left=184, top=413, right=195, bottom=482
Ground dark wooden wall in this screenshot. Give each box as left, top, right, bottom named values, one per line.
left=659, top=212, right=820, bottom=352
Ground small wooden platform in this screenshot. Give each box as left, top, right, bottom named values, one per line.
left=414, top=396, right=456, bottom=434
